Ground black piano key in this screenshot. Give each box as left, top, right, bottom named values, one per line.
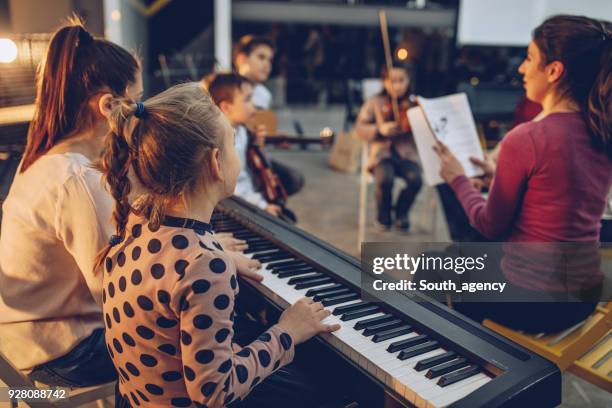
left=437, top=365, right=481, bottom=387
left=415, top=351, right=458, bottom=372
left=246, top=238, right=268, bottom=245
left=288, top=273, right=325, bottom=285
left=244, top=245, right=277, bottom=254
left=321, top=292, right=360, bottom=307
left=341, top=305, right=381, bottom=321
left=354, top=314, right=395, bottom=331
left=266, top=259, right=304, bottom=270
left=333, top=301, right=372, bottom=316
left=254, top=252, right=291, bottom=262
left=373, top=325, right=413, bottom=343
left=426, top=358, right=469, bottom=379
left=305, top=283, right=345, bottom=297
left=294, top=277, right=333, bottom=290
left=234, top=232, right=259, bottom=240
left=397, top=341, right=439, bottom=360
left=272, top=264, right=310, bottom=274
left=313, top=287, right=351, bottom=301
left=387, top=334, right=429, bottom=353
left=277, top=269, right=317, bottom=279
left=362, top=319, right=403, bottom=336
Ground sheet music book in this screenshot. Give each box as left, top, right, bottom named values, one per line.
left=408, top=93, right=485, bottom=186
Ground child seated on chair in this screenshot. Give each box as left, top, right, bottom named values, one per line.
left=98, top=82, right=339, bottom=407
left=354, top=62, right=422, bottom=232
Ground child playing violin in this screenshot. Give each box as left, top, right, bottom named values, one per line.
left=355, top=63, right=422, bottom=232
left=204, top=72, right=295, bottom=219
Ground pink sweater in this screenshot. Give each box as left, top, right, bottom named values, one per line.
left=451, top=112, right=611, bottom=290
left=103, top=214, right=294, bottom=408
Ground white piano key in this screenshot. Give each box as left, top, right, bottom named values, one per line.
left=426, top=374, right=491, bottom=408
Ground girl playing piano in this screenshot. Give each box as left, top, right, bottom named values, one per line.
left=97, top=82, right=339, bottom=407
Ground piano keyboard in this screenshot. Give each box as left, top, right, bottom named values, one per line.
left=212, top=197, right=561, bottom=407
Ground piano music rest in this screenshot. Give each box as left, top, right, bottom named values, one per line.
left=483, top=302, right=611, bottom=371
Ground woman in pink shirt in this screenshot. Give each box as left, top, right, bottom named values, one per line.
left=434, top=15, right=611, bottom=333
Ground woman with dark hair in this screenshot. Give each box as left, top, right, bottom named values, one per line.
left=0, top=19, right=142, bottom=385
left=434, top=15, right=611, bottom=333
left=355, top=63, right=423, bottom=232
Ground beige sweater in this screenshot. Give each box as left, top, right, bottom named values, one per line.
left=104, top=213, right=294, bottom=407
left=0, top=153, right=112, bottom=371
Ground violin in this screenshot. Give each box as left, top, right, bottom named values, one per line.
left=245, top=130, right=297, bottom=223
left=381, top=93, right=412, bottom=133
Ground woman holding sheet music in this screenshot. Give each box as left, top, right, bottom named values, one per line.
left=355, top=63, right=422, bottom=233
left=433, top=15, right=611, bottom=333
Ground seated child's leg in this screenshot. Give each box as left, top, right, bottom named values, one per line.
left=394, top=159, right=422, bottom=220
left=270, top=159, right=305, bottom=196
left=373, top=159, right=396, bottom=226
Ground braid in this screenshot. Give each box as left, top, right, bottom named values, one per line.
left=95, top=100, right=139, bottom=269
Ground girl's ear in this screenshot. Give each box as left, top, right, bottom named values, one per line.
left=209, top=148, right=224, bottom=182
left=547, top=60, right=565, bottom=84
left=218, top=100, right=232, bottom=116
left=97, top=93, right=114, bottom=120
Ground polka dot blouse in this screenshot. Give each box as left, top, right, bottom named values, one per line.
left=103, top=213, right=295, bottom=407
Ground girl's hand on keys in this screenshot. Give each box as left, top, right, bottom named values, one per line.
left=277, top=297, right=341, bottom=344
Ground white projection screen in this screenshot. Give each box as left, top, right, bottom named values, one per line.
left=458, top=0, right=612, bottom=46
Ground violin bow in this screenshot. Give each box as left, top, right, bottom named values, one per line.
left=378, top=9, right=401, bottom=124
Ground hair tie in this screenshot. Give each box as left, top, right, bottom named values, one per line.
left=134, top=102, right=147, bottom=119
left=109, top=234, right=122, bottom=247
left=78, top=28, right=94, bottom=47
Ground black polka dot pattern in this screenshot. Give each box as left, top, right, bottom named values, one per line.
left=156, top=316, right=178, bottom=328
left=132, top=246, right=142, bottom=261
left=112, top=307, right=121, bottom=323
left=171, top=397, right=191, bottom=407
left=181, top=330, right=192, bottom=345
left=258, top=350, right=271, bottom=367
left=237, top=348, right=251, bottom=357
left=157, top=290, right=171, bottom=304
left=136, top=390, right=149, bottom=402
left=192, top=279, right=210, bottom=294
left=118, top=276, right=127, bottom=292
left=145, top=383, right=164, bottom=395
left=201, top=382, right=217, bottom=397
left=172, top=234, right=189, bottom=249
left=108, top=283, right=115, bottom=298
left=193, top=314, right=212, bottom=330
left=151, top=264, right=165, bottom=280
left=258, top=332, right=272, bottom=342
left=113, top=338, right=123, bottom=353
left=132, top=224, right=142, bottom=238
left=184, top=365, right=195, bottom=381
left=123, top=302, right=135, bottom=318
left=162, top=371, right=182, bottom=381
left=209, top=258, right=226, bottom=273
left=236, top=365, right=249, bottom=384
left=118, top=367, right=129, bottom=381
left=280, top=333, right=293, bottom=350
left=215, top=328, right=230, bottom=343
left=158, top=344, right=177, bottom=356
left=140, top=354, right=158, bottom=367
left=131, top=269, right=142, bottom=285
left=122, top=332, right=136, bottom=347
left=175, top=259, right=189, bottom=275
left=126, top=362, right=140, bottom=376
left=147, top=238, right=161, bottom=254
left=105, top=257, right=112, bottom=273
left=117, top=251, right=126, bottom=267
left=105, top=313, right=112, bottom=329
left=213, top=294, right=230, bottom=310
left=137, top=295, right=153, bottom=311
left=102, top=289, right=106, bottom=304
left=230, top=275, right=237, bottom=290
left=218, top=358, right=232, bottom=373
left=250, top=376, right=261, bottom=389
left=195, top=349, right=215, bottom=364
left=136, top=325, right=155, bottom=340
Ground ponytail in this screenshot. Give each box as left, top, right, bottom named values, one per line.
left=22, top=17, right=138, bottom=172
left=587, top=37, right=611, bottom=159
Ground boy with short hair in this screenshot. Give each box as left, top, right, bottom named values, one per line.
left=204, top=73, right=283, bottom=216
left=234, top=35, right=275, bottom=109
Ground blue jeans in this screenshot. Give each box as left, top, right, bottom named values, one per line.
left=29, top=328, right=117, bottom=387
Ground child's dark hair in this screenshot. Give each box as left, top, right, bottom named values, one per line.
left=202, top=72, right=253, bottom=106
left=95, top=82, right=224, bottom=267
left=21, top=16, right=139, bottom=172
left=533, top=15, right=611, bottom=158
left=235, top=35, right=275, bottom=58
